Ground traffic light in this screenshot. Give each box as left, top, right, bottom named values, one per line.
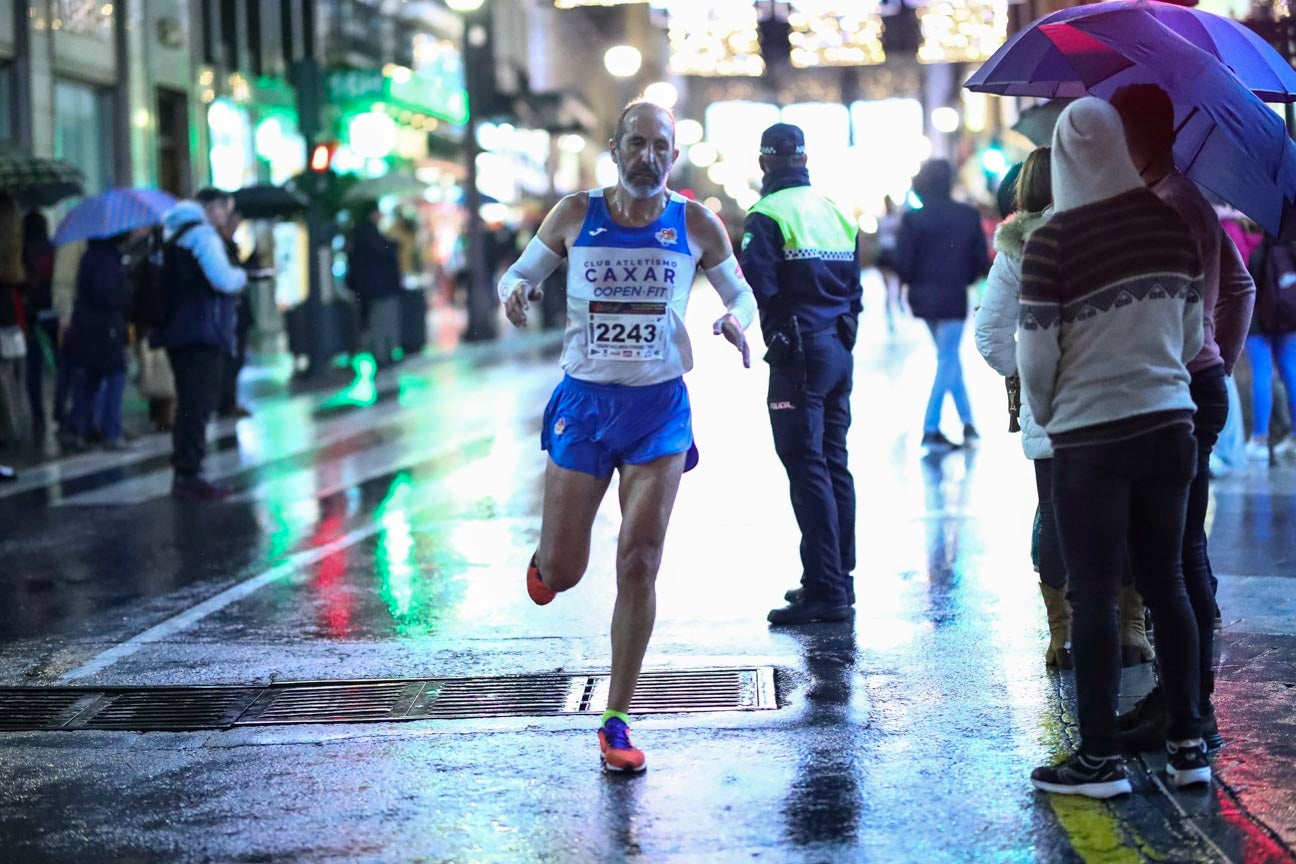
left=310, top=142, right=337, bottom=173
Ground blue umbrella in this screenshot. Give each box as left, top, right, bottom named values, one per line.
left=1036, top=11, right=1296, bottom=236
left=53, top=188, right=178, bottom=246
left=966, top=0, right=1296, bottom=103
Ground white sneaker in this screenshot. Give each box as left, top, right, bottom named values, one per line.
left=1274, top=436, right=1296, bottom=459
left=1245, top=439, right=1271, bottom=462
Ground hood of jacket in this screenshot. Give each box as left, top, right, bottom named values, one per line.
left=993, top=209, right=1050, bottom=263
left=162, top=202, right=208, bottom=238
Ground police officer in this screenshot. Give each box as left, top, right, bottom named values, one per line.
left=741, top=123, right=862, bottom=626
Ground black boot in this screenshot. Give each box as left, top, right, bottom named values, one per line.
left=768, top=597, right=853, bottom=626
left=784, top=585, right=855, bottom=606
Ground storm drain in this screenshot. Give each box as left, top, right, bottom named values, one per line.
left=0, top=667, right=776, bottom=732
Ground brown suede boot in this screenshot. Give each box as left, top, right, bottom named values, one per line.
left=1039, top=582, right=1074, bottom=670
left=1119, top=585, right=1155, bottom=667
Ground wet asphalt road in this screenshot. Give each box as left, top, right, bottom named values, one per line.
left=0, top=286, right=1293, bottom=863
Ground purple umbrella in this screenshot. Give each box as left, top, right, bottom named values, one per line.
left=1037, top=11, right=1296, bottom=236
left=53, top=188, right=178, bottom=246
left=966, top=0, right=1296, bottom=103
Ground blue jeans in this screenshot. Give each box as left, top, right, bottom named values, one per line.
left=924, top=319, right=973, bottom=433
left=70, top=368, right=126, bottom=443
left=1246, top=332, right=1296, bottom=438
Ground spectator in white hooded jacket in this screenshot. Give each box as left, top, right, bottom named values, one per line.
left=973, top=146, right=1071, bottom=671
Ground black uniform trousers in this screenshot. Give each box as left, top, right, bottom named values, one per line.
left=168, top=345, right=223, bottom=478
left=768, top=327, right=856, bottom=605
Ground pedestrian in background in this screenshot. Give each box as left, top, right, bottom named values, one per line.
left=973, top=146, right=1071, bottom=670
left=63, top=231, right=139, bottom=451
left=1245, top=234, right=1296, bottom=462
left=0, top=193, right=31, bottom=449
left=127, top=227, right=177, bottom=433
left=740, top=123, right=862, bottom=627
left=875, top=195, right=904, bottom=333
left=21, top=211, right=56, bottom=440
left=154, top=188, right=248, bottom=500
left=217, top=207, right=254, bottom=419
left=1020, top=98, right=1208, bottom=798
left=50, top=238, right=84, bottom=432
left=895, top=158, right=989, bottom=451
left=347, top=201, right=403, bottom=366
left=1111, top=84, right=1253, bottom=751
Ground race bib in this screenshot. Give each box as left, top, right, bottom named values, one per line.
left=587, top=301, right=668, bottom=361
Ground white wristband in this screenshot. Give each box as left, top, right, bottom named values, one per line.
left=498, top=237, right=564, bottom=303
left=703, top=255, right=757, bottom=330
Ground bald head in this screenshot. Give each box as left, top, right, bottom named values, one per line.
left=610, top=100, right=678, bottom=200
left=614, top=100, right=676, bottom=150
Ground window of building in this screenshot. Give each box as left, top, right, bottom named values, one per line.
left=0, top=65, right=13, bottom=141
left=157, top=89, right=192, bottom=198
left=54, top=80, right=115, bottom=195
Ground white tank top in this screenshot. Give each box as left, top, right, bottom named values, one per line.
left=562, top=190, right=698, bottom=386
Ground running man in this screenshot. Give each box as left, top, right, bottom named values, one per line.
left=498, top=100, right=756, bottom=772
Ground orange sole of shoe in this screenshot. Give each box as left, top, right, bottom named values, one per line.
left=597, top=733, right=646, bottom=772
left=526, top=558, right=556, bottom=606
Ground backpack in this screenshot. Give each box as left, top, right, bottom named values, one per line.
left=1259, top=239, right=1296, bottom=334
left=132, top=223, right=198, bottom=330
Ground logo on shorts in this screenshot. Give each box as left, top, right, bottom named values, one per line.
left=655, top=227, right=678, bottom=246
left=769, top=401, right=796, bottom=411
left=554, top=417, right=567, bottom=436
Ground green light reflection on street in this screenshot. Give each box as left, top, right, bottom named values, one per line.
left=323, top=353, right=379, bottom=409
left=374, top=471, right=436, bottom=636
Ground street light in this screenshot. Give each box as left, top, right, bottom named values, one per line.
left=931, top=106, right=961, bottom=134
left=445, top=0, right=485, bottom=11
left=604, top=45, right=643, bottom=78
left=643, top=81, right=679, bottom=109
left=676, top=118, right=704, bottom=147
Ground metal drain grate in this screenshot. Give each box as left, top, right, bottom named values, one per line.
left=238, top=682, right=422, bottom=726
left=0, top=689, right=96, bottom=730
left=80, top=688, right=262, bottom=731
left=0, top=667, right=776, bottom=732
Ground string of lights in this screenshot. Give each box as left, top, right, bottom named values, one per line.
left=659, top=0, right=765, bottom=77
left=916, top=0, right=1009, bottom=64
left=788, top=0, right=887, bottom=68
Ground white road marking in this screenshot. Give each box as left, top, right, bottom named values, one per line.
left=60, top=521, right=384, bottom=682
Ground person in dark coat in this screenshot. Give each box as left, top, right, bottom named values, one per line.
left=740, top=122, right=863, bottom=627
left=21, top=211, right=57, bottom=437
left=64, top=233, right=138, bottom=450
left=347, top=202, right=403, bottom=365
left=895, top=159, right=990, bottom=451
left=154, top=188, right=248, bottom=499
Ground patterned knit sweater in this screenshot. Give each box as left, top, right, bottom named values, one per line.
left=1017, top=188, right=1205, bottom=446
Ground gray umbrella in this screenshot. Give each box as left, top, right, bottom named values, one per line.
left=1012, top=99, right=1072, bottom=147
left=0, top=140, right=84, bottom=207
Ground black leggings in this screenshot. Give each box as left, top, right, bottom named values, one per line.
left=1053, top=425, right=1202, bottom=755
left=1033, top=459, right=1065, bottom=589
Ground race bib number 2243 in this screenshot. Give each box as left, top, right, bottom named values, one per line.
left=587, top=301, right=668, bottom=361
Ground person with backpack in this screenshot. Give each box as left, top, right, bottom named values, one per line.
left=1246, top=236, right=1296, bottom=462
left=152, top=189, right=248, bottom=499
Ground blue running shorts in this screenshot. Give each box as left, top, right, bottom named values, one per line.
left=541, top=375, right=699, bottom=477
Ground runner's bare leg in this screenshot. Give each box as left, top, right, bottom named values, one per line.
left=607, top=451, right=687, bottom=713
left=537, top=458, right=613, bottom=592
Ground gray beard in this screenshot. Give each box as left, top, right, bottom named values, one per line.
left=620, top=172, right=665, bottom=200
